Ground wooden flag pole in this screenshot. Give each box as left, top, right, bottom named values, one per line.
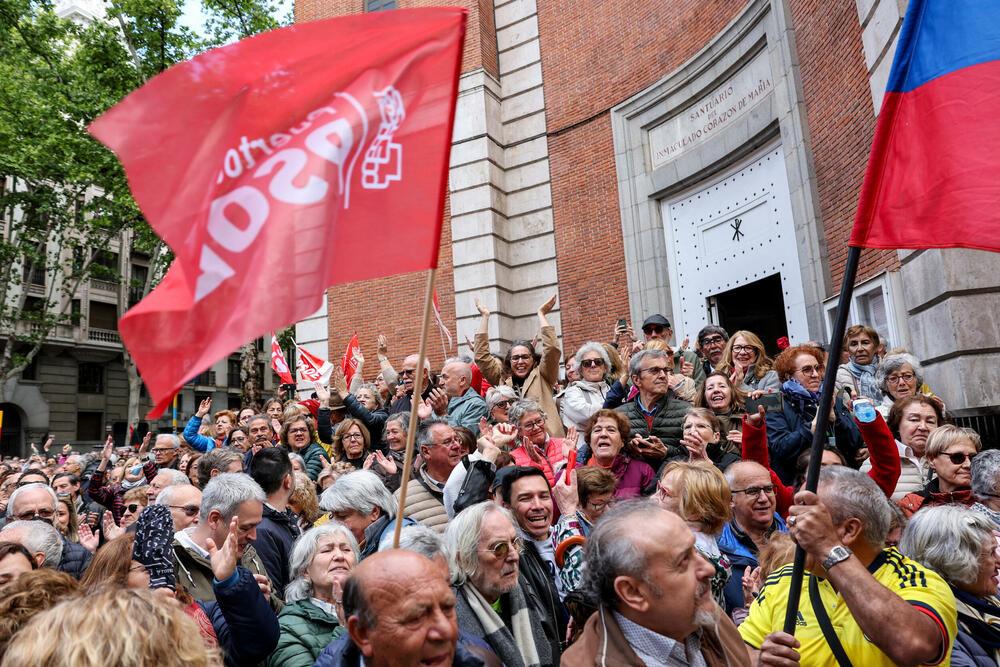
left=781, top=244, right=862, bottom=635
left=392, top=268, right=438, bottom=548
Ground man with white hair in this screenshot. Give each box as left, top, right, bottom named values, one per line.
left=434, top=358, right=488, bottom=432
left=389, top=353, right=433, bottom=415
left=3, top=483, right=92, bottom=578
left=151, top=433, right=182, bottom=470
left=741, top=466, right=957, bottom=667
left=172, top=472, right=273, bottom=604
left=446, top=501, right=555, bottom=667
left=155, top=483, right=202, bottom=531
left=147, top=468, right=191, bottom=504
left=320, top=470, right=413, bottom=560
left=564, top=500, right=749, bottom=666
left=0, top=520, right=63, bottom=569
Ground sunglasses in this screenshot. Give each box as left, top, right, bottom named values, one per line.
left=493, top=399, right=513, bottom=410
left=940, top=451, right=976, bottom=465
left=643, top=325, right=665, bottom=334
left=579, top=359, right=605, bottom=368
left=168, top=505, right=200, bottom=517
left=124, top=503, right=142, bottom=514
left=480, top=537, right=523, bottom=560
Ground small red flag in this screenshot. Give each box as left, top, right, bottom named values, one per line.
left=88, top=8, right=467, bottom=417
left=296, top=345, right=333, bottom=385
left=270, top=333, right=294, bottom=385
left=341, top=333, right=361, bottom=385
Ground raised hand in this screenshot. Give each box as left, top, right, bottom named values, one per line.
left=102, top=511, right=124, bottom=541
left=43, top=436, right=53, bottom=452
left=314, top=381, right=331, bottom=408
left=362, top=452, right=376, bottom=470
left=196, top=397, right=212, bottom=418
left=376, top=334, right=389, bottom=358
left=537, top=293, right=557, bottom=316
left=332, top=366, right=348, bottom=395
left=352, top=347, right=365, bottom=367
left=427, top=388, right=449, bottom=416
left=417, top=399, right=433, bottom=421
left=492, top=422, right=517, bottom=450
left=478, top=417, right=491, bottom=439
left=101, top=435, right=114, bottom=461
left=78, top=523, right=99, bottom=553
left=679, top=358, right=694, bottom=377
left=562, top=426, right=578, bottom=458
left=204, top=516, right=239, bottom=582
left=138, top=431, right=151, bottom=457
left=552, top=468, right=578, bottom=515
left=679, top=337, right=690, bottom=351
left=474, top=296, right=490, bottom=319
left=374, top=450, right=397, bottom=475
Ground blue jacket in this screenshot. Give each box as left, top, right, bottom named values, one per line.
left=718, top=514, right=787, bottom=614
left=446, top=389, right=489, bottom=432
left=183, top=415, right=217, bottom=453
left=764, top=392, right=865, bottom=484
left=199, top=566, right=280, bottom=667
left=252, top=504, right=302, bottom=600
left=312, top=631, right=488, bottom=667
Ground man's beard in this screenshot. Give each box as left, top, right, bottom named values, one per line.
left=693, top=581, right=720, bottom=627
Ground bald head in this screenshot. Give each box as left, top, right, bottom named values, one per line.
left=345, top=550, right=458, bottom=667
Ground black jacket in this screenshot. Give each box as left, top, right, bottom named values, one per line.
left=199, top=567, right=280, bottom=667
left=252, top=504, right=301, bottom=600
left=518, top=539, right=565, bottom=664
left=453, top=457, right=496, bottom=516
left=614, top=391, right=692, bottom=471
left=57, top=534, right=93, bottom=579
left=341, top=393, right=389, bottom=451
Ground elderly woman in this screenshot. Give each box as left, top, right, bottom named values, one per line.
left=559, top=342, right=612, bottom=447
left=861, top=394, right=943, bottom=500
left=474, top=294, right=565, bottom=437
left=695, top=372, right=747, bottom=452
left=566, top=408, right=656, bottom=498
left=362, top=413, right=408, bottom=492
left=764, top=344, right=865, bottom=484
left=834, top=325, right=883, bottom=403
left=874, top=352, right=944, bottom=418
left=899, top=424, right=981, bottom=517
left=552, top=466, right=617, bottom=594
left=268, top=524, right=360, bottom=667
left=319, top=470, right=411, bottom=559
left=900, top=505, right=1000, bottom=666
left=715, top=330, right=781, bottom=393
left=280, top=416, right=328, bottom=481
left=656, top=460, right=732, bottom=606
left=321, top=380, right=389, bottom=453
left=329, top=418, right=372, bottom=471
left=485, top=385, right=518, bottom=425
left=508, top=399, right=569, bottom=487
left=971, top=449, right=1000, bottom=528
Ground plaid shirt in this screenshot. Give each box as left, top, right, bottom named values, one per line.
left=614, top=611, right=707, bottom=667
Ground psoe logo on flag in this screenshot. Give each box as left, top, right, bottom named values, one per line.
left=195, top=86, right=407, bottom=304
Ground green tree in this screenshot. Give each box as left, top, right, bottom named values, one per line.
left=0, top=0, right=287, bottom=425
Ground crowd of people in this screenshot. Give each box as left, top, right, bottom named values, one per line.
left=0, top=298, right=993, bottom=667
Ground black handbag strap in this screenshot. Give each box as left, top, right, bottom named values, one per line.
left=808, top=575, right=854, bottom=667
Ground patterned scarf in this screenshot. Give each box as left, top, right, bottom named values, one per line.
left=132, top=504, right=177, bottom=590
left=455, top=582, right=543, bottom=667
left=848, top=357, right=883, bottom=403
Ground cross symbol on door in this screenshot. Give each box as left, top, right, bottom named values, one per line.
left=731, top=218, right=744, bottom=241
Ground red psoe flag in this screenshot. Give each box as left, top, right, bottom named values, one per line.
left=270, top=333, right=294, bottom=385
left=296, top=345, right=333, bottom=385
left=341, top=333, right=361, bottom=385
left=88, top=8, right=467, bottom=417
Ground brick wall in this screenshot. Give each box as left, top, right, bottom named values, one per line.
left=537, top=0, right=744, bottom=356
left=786, top=0, right=899, bottom=286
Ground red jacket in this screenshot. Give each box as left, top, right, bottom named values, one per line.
left=510, top=437, right=567, bottom=487
left=741, top=412, right=900, bottom=517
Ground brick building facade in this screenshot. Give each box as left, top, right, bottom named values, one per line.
left=294, top=0, right=1000, bottom=426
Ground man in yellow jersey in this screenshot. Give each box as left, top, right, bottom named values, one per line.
left=739, top=466, right=956, bottom=666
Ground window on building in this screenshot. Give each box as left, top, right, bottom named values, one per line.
left=76, top=411, right=103, bottom=441
left=130, top=264, right=148, bottom=308
left=227, top=395, right=242, bottom=411
left=227, top=358, right=241, bottom=387
left=21, top=354, right=39, bottom=381
left=78, top=363, right=104, bottom=393
left=88, top=301, right=118, bottom=331
left=366, top=0, right=395, bottom=10
left=70, top=299, right=83, bottom=326
left=91, top=250, right=118, bottom=280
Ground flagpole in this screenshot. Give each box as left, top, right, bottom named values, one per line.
left=781, top=244, right=862, bottom=635
left=393, top=268, right=437, bottom=548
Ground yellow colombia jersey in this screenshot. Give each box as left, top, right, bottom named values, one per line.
left=739, top=547, right=957, bottom=667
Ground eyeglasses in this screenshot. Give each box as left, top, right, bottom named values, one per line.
left=587, top=497, right=617, bottom=510
left=519, top=419, right=546, bottom=431
left=151, top=447, right=175, bottom=453
left=887, top=373, right=916, bottom=384
left=124, top=503, right=142, bottom=514
left=794, top=365, right=823, bottom=376
left=701, top=335, right=725, bottom=346
left=732, top=345, right=755, bottom=353
left=399, top=369, right=416, bottom=377
left=580, top=359, right=605, bottom=368
left=656, top=481, right=673, bottom=499
left=731, top=485, right=776, bottom=497
left=427, top=436, right=460, bottom=447
left=480, top=537, right=523, bottom=560
left=128, top=563, right=147, bottom=573
left=168, top=505, right=200, bottom=517
left=939, top=451, right=976, bottom=465
left=288, top=427, right=309, bottom=435
left=15, top=508, right=55, bottom=521
left=493, top=399, right=512, bottom=410
left=343, top=433, right=365, bottom=441
left=639, top=366, right=669, bottom=376
left=510, top=354, right=533, bottom=362
left=230, top=435, right=247, bottom=443
left=16, top=479, right=48, bottom=488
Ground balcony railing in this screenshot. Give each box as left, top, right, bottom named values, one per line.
left=191, top=371, right=216, bottom=386
left=87, top=328, right=121, bottom=344
left=90, top=278, right=119, bottom=293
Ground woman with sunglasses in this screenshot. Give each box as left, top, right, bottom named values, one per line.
left=899, top=424, right=981, bottom=517
left=559, top=342, right=613, bottom=449
left=119, top=487, right=148, bottom=530
left=485, top=385, right=518, bottom=425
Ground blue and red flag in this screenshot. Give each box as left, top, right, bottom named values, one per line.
left=850, top=0, right=1000, bottom=251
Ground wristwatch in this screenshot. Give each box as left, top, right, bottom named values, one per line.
left=821, top=545, right=853, bottom=571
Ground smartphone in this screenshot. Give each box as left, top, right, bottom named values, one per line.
left=746, top=393, right=784, bottom=414
left=616, top=317, right=627, bottom=330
